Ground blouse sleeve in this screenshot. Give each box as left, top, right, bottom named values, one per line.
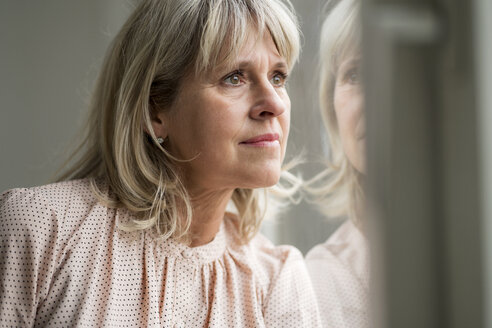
left=262, top=247, right=322, bottom=327
left=0, top=188, right=61, bottom=327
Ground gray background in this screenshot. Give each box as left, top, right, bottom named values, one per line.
left=0, top=0, right=340, bottom=254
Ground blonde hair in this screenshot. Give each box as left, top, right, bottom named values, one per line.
left=305, top=0, right=363, bottom=221
left=57, top=0, right=300, bottom=243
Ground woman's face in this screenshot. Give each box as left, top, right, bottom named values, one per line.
left=333, top=55, right=366, bottom=173
left=154, top=32, right=290, bottom=194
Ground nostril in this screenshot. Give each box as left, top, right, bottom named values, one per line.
left=259, top=111, right=274, bottom=117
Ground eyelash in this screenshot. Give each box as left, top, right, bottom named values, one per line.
left=222, top=70, right=289, bottom=87
left=344, top=67, right=359, bottom=83
left=272, top=71, right=288, bottom=87
left=223, top=70, right=245, bottom=86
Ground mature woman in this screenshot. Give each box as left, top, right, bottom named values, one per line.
left=305, top=0, right=369, bottom=327
left=0, top=0, right=321, bottom=326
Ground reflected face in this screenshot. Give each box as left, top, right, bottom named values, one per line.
left=157, top=32, right=291, bottom=193
left=334, top=55, right=365, bottom=173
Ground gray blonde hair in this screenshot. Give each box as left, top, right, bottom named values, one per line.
left=305, top=0, right=363, bottom=221
left=57, top=0, right=300, bottom=243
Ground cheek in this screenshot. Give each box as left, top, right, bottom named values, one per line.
left=334, top=86, right=359, bottom=138
left=282, top=94, right=291, bottom=134
left=279, top=93, right=291, bottom=155
left=334, top=88, right=350, bottom=139
left=186, top=104, right=248, bottom=163
left=334, top=84, right=366, bottom=171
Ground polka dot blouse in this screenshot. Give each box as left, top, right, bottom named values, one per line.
left=305, top=220, right=369, bottom=328
left=0, top=179, right=321, bottom=327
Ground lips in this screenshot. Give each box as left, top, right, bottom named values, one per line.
left=240, top=133, right=280, bottom=146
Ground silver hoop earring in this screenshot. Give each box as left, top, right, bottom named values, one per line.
left=157, top=137, right=164, bottom=144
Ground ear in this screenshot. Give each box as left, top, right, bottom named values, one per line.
left=148, top=110, right=168, bottom=140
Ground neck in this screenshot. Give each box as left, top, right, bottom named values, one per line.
left=188, top=189, right=234, bottom=247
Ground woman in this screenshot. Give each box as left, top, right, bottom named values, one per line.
left=305, top=0, right=369, bottom=327
left=0, top=0, right=320, bottom=326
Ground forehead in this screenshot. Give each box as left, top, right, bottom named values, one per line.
left=206, top=30, right=286, bottom=75
left=191, top=0, right=299, bottom=77
left=198, top=17, right=293, bottom=71
left=338, top=52, right=361, bottom=67
left=231, top=31, right=282, bottom=62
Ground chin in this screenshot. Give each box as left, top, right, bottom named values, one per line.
left=256, top=170, right=281, bottom=188
left=239, top=169, right=281, bottom=189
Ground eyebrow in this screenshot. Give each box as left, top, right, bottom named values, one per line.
left=337, top=57, right=361, bottom=75
left=340, top=57, right=361, bottom=68
left=232, top=60, right=289, bottom=71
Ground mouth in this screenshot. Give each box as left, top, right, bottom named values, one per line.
left=239, top=133, right=280, bottom=147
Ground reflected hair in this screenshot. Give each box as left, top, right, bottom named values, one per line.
left=56, top=0, right=300, bottom=244
left=305, top=0, right=363, bottom=222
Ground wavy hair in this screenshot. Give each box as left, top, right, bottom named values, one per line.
left=56, top=0, right=301, bottom=244
left=305, top=0, right=363, bottom=222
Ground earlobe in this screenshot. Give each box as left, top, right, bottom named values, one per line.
left=149, top=111, right=168, bottom=142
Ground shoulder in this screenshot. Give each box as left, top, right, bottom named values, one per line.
left=305, top=219, right=369, bottom=291
left=306, top=219, right=366, bottom=262
left=1, top=179, right=95, bottom=211
left=241, top=233, right=321, bottom=326
left=248, top=232, right=304, bottom=269
left=0, top=179, right=106, bottom=321
left=0, top=179, right=101, bottom=238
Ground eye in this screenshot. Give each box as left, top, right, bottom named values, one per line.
left=345, top=67, right=359, bottom=84
left=223, top=71, right=244, bottom=86
left=271, top=71, right=288, bottom=87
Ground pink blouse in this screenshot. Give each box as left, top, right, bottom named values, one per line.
left=0, top=179, right=321, bottom=327
left=305, top=220, right=369, bottom=328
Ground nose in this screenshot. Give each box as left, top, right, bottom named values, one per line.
left=249, top=82, right=287, bottom=120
